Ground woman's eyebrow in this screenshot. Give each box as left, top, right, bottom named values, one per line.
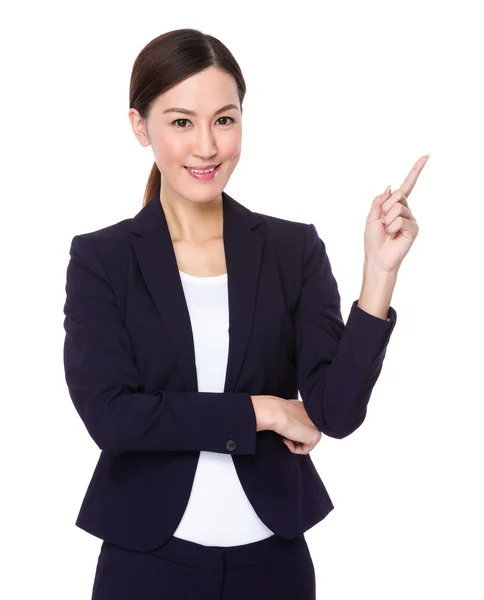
left=162, top=104, right=239, bottom=116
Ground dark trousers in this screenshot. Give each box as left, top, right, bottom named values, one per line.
left=91, top=533, right=316, bottom=599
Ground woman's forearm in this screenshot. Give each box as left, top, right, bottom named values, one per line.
left=251, top=395, right=283, bottom=432
left=357, top=262, right=398, bottom=320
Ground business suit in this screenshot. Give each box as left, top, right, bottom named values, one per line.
left=63, top=190, right=397, bottom=558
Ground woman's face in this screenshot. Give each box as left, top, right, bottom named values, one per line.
left=129, top=66, right=242, bottom=205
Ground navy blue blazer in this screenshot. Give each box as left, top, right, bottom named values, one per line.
left=63, top=189, right=397, bottom=552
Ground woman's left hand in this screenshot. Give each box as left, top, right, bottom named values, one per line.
left=364, top=154, right=430, bottom=273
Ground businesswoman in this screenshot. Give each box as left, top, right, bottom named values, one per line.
left=63, top=28, right=428, bottom=600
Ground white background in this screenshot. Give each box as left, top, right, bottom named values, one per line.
left=2, top=1, right=483, bottom=598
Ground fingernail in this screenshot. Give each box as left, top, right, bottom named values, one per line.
left=423, top=153, right=430, bottom=157
left=383, top=184, right=391, bottom=194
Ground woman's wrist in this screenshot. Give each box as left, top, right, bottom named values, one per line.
left=251, top=395, right=284, bottom=432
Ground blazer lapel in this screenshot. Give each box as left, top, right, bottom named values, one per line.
left=129, top=190, right=264, bottom=393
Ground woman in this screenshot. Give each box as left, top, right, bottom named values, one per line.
left=63, top=28, right=428, bottom=600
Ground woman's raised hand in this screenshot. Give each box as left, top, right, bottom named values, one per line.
left=363, top=154, right=430, bottom=273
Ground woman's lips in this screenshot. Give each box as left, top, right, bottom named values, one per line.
left=184, top=164, right=221, bottom=180
left=185, top=163, right=220, bottom=169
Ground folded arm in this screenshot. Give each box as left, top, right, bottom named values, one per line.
left=63, top=235, right=257, bottom=456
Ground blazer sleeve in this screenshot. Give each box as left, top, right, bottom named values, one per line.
left=63, top=234, right=257, bottom=456
left=294, top=223, right=397, bottom=439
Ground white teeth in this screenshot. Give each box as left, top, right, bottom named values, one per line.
left=187, top=166, right=216, bottom=174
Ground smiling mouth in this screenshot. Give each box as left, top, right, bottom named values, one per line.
left=184, top=163, right=221, bottom=172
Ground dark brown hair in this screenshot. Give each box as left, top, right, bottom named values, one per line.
left=129, top=29, right=246, bottom=207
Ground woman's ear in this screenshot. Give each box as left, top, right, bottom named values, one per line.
left=128, top=108, right=151, bottom=148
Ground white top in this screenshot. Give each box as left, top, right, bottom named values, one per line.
left=172, top=270, right=275, bottom=546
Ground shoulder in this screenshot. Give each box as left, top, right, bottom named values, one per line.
left=72, top=216, right=133, bottom=244
left=254, top=206, right=326, bottom=250
left=252, top=209, right=309, bottom=242
left=67, top=216, right=135, bottom=283
left=251, top=208, right=316, bottom=258
left=246, top=209, right=315, bottom=278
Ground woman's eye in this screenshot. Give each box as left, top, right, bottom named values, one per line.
left=217, top=116, right=234, bottom=126
left=172, top=118, right=190, bottom=128
left=171, top=116, right=235, bottom=128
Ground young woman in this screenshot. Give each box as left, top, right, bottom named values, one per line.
left=63, top=28, right=427, bottom=600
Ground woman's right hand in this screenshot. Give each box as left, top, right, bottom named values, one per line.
left=274, top=399, right=322, bottom=454
left=251, top=395, right=322, bottom=454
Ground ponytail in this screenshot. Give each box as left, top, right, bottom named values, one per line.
left=142, top=161, right=161, bottom=207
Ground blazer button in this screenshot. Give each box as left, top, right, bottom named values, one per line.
left=226, top=439, right=236, bottom=451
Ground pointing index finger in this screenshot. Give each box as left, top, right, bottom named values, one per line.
left=401, top=154, right=430, bottom=198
